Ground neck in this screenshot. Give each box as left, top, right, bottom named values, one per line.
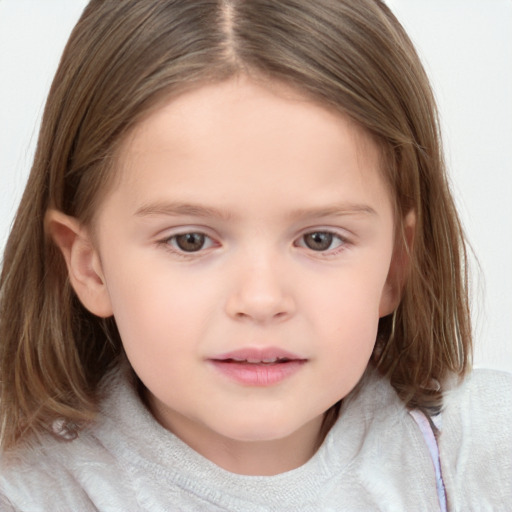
left=147, top=391, right=325, bottom=476
left=197, top=417, right=324, bottom=476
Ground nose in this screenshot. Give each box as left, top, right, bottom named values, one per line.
left=225, top=256, right=296, bottom=324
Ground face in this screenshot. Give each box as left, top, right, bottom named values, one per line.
left=66, top=76, right=400, bottom=470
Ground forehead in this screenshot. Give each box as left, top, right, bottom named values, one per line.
left=123, top=78, right=378, bottom=165
left=104, top=76, right=392, bottom=221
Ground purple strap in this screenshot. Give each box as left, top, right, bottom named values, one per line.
left=409, top=409, right=447, bottom=512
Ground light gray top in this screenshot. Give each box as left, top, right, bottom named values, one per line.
left=1, top=365, right=511, bottom=511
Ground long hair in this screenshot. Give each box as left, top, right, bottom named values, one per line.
left=0, top=0, right=471, bottom=450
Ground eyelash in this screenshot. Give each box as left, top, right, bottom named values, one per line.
left=157, top=229, right=350, bottom=258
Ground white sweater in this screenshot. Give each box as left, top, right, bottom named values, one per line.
left=1, top=365, right=511, bottom=511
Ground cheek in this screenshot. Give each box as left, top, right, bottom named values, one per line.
left=309, top=258, right=389, bottom=329
left=107, top=281, right=202, bottom=393
left=322, top=290, right=380, bottom=360
left=305, top=261, right=389, bottom=379
left=102, top=254, right=218, bottom=355
left=313, top=302, right=379, bottom=405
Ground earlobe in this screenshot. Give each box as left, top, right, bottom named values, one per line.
left=45, top=209, right=113, bottom=318
left=379, top=209, right=416, bottom=318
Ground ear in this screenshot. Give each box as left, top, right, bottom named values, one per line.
left=379, top=209, right=416, bottom=317
left=45, top=209, right=113, bottom=318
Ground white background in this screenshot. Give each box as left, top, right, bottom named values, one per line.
left=1, top=1, right=511, bottom=372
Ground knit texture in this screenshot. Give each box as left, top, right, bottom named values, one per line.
left=1, top=365, right=511, bottom=511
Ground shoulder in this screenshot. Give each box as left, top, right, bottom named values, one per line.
left=441, top=368, right=512, bottom=439
left=439, top=369, right=512, bottom=510
left=0, top=367, right=139, bottom=511
left=0, top=426, right=119, bottom=512
left=444, top=367, right=512, bottom=404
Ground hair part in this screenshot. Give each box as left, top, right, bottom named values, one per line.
left=0, top=0, right=471, bottom=450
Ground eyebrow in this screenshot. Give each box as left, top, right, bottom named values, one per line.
left=135, top=201, right=234, bottom=220
left=289, top=204, right=377, bottom=220
left=134, top=201, right=377, bottom=220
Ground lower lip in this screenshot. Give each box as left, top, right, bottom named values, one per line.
left=209, top=360, right=306, bottom=386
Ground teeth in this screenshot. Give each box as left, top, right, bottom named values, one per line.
left=244, top=357, right=284, bottom=364
left=225, top=357, right=291, bottom=364
left=247, top=357, right=273, bottom=363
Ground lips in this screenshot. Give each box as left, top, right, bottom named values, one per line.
left=208, top=348, right=307, bottom=386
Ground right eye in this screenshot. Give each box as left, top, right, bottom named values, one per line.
left=166, top=232, right=214, bottom=253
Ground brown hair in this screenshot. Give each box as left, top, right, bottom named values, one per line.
left=0, top=0, right=471, bottom=450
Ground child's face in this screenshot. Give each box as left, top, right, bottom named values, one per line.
left=73, top=77, right=399, bottom=467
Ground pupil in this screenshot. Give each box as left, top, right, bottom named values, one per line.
left=176, top=233, right=205, bottom=252
left=305, top=232, right=333, bottom=251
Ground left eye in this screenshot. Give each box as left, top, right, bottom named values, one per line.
left=297, top=231, right=345, bottom=252
left=168, top=232, right=213, bottom=252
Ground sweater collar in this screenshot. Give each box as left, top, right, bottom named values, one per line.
left=95, top=362, right=403, bottom=508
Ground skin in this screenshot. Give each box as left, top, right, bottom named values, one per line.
left=48, top=76, right=408, bottom=476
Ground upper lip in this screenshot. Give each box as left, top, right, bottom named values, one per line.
left=210, top=347, right=306, bottom=364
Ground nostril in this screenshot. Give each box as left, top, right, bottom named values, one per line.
left=225, top=285, right=296, bottom=323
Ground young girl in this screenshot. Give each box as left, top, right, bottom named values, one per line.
left=0, top=0, right=510, bottom=510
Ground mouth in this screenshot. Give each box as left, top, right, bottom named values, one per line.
left=208, top=348, right=307, bottom=386
left=221, top=356, right=295, bottom=365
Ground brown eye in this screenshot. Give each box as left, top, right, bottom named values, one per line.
left=173, top=233, right=206, bottom=252
left=302, top=232, right=334, bottom=251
